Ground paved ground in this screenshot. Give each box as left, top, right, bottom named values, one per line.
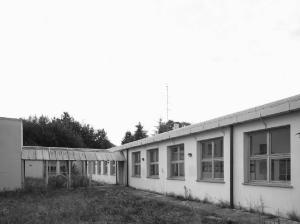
left=117, top=185, right=298, bottom=224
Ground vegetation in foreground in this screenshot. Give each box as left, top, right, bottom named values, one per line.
left=0, top=186, right=230, bottom=224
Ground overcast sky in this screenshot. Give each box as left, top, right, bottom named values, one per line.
left=1, top=0, right=300, bottom=145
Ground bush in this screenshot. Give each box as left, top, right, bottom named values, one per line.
left=24, top=177, right=47, bottom=193
left=71, top=175, right=89, bottom=188
left=48, top=175, right=68, bottom=189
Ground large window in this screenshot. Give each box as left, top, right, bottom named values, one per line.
left=169, top=144, right=184, bottom=178
left=132, top=152, right=141, bottom=177
left=110, top=161, right=116, bottom=176
left=103, top=161, right=108, bottom=175
left=199, top=138, right=224, bottom=180
left=147, top=148, right=159, bottom=177
left=98, top=161, right=101, bottom=175
left=247, top=126, right=290, bottom=184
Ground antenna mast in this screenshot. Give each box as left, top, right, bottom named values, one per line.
left=166, top=84, right=169, bottom=121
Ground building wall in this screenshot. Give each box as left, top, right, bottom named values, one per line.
left=91, top=161, right=116, bottom=184
left=125, top=111, right=300, bottom=217
left=127, top=128, right=231, bottom=203
left=25, top=160, right=44, bottom=178
left=233, top=112, right=300, bottom=216
left=0, top=118, right=22, bottom=190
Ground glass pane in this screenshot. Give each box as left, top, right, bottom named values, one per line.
left=134, top=165, right=140, bottom=176
left=171, top=163, right=178, bottom=177
left=134, top=152, right=140, bottom=163
left=214, top=138, right=223, bottom=158
left=179, top=146, right=184, bottom=160
left=150, top=164, right=159, bottom=176
left=202, top=142, right=212, bottom=159
left=150, top=149, right=158, bottom=162
left=60, top=161, right=68, bottom=174
left=250, top=159, right=267, bottom=181
left=250, top=132, right=267, bottom=155
left=171, top=148, right=178, bottom=161
left=271, top=127, right=290, bottom=154
left=271, top=158, right=290, bottom=181
left=179, top=163, right=184, bottom=177
left=214, top=161, right=224, bottom=178
left=202, top=161, right=212, bottom=179
left=98, top=161, right=101, bottom=174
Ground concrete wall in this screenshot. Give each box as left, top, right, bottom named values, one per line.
left=91, top=161, right=116, bottom=184
left=125, top=111, right=300, bottom=217
left=0, top=118, right=22, bottom=190
left=127, top=128, right=231, bottom=203
left=25, top=160, right=44, bottom=178
left=233, top=112, right=300, bottom=216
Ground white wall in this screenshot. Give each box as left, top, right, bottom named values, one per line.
left=233, top=112, right=300, bottom=216
left=0, top=118, right=22, bottom=190
left=25, top=160, right=44, bottom=178
left=127, top=128, right=231, bottom=203
left=91, top=161, right=116, bottom=184
left=125, top=111, right=300, bottom=217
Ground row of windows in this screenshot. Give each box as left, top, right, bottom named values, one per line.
left=89, top=161, right=116, bottom=176
left=131, top=126, right=291, bottom=185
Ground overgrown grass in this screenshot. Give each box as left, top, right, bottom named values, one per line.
left=0, top=186, right=229, bottom=224
left=287, top=211, right=300, bottom=222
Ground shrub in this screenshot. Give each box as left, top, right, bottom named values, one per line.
left=287, top=211, right=300, bottom=222
left=24, top=177, right=47, bottom=193
left=48, top=175, right=68, bottom=189
left=71, top=175, right=89, bottom=188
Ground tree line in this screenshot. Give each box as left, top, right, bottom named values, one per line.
left=22, top=112, right=190, bottom=148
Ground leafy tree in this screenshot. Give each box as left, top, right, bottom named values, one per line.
left=156, top=119, right=191, bottom=134
left=121, top=131, right=135, bottom=145
left=22, top=112, right=114, bottom=149
left=133, top=122, right=148, bottom=140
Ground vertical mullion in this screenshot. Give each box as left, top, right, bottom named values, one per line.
left=267, top=131, right=270, bottom=182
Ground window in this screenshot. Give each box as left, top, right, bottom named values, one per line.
left=247, top=126, right=290, bottom=184
left=48, top=161, right=57, bottom=176
left=60, top=161, right=68, bottom=176
left=199, top=138, right=224, bottom=180
left=98, top=161, right=101, bottom=175
left=169, top=144, right=184, bottom=178
left=103, top=161, right=108, bottom=175
left=110, top=161, right=116, bottom=176
left=147, top=148, right=159, bottom=177
left=132, top=152, right=141, bottom=177
left=88, top=161, right=96, bottom=175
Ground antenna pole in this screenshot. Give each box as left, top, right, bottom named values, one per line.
left=166, top=84, right=169, bottom=121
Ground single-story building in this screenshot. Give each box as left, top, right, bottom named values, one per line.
left=0, top=94, right=300, bottom=218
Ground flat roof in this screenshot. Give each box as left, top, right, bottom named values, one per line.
left=109, top=93, right=300, bottom=152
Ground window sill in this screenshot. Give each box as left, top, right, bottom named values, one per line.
left=147, top=176, right=159, bottom=179
left=167, top=177, right=185, bottom=181
left=243, top=182, right=293, bottom=188
left=196, top=179, right=225, bottom=184
left=131, top=175, right=141, bottom=178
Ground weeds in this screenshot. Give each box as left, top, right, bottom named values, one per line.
left=287, top=211, right=300, bottom=222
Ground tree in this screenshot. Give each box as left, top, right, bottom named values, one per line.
left=156, top=119, right=191, bottom=134
left=133, top=122, right=148, bottom=140
left=22, top=112, right=114, bottom=149
left=121, top=131, right=135, bottom=145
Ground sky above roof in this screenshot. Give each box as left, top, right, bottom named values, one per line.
left=1, top=0, right=300, bottom=145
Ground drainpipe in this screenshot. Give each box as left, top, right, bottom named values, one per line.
left=230, top=125, right=234, bottom=209
left=126, top=149, right=129, bottom=187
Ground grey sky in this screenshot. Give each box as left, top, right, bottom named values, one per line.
left=1, top=0, right=300, bottom=144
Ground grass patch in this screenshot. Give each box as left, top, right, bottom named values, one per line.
left=287, top=211, right=300, bottom=222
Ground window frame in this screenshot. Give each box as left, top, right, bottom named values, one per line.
left=168, top=144, right=185, bottom=179
left=246, top=125, right=291, bottom=186
left=97, top=161, right=101, bottom=175
left=198, top=137, right=224, bottom=182
left=132, top=151, right=141, bottom=177
left=147, top=148, right=159, bottom=178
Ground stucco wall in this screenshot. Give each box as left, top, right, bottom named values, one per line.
left=127, top=128, right=231, bottom=203
left=25, top=160, right=44, bottom=178
left=233, top=112, right=300, bottom=216
left=0, top=118, right=22, bottom=190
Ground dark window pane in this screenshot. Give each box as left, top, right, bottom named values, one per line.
left=214, top=161, right=224, bottom=178
left=250, top=132, right=267, bottom=155
left=134, top=165, right=140, bottom=176
left=171, top=148, right=178, bottom=161
left=103, top=161, right=108, bottom=174
left=271, top=158, right=290, bottom=181
left=150, top=164, right=159, bottom=176
left=202, top=142, right=212, bottom=159
left=179, top=146, right=184, bottom=160
left=98, top=161, right=101, bottom=174
left=250, top=159, right=267, bottom=181
left=179, top=163, right=184, bottom=177
left=271, top=127, right=290, bottom=154
left=214, top=138, right=223, bottom=158
left=134, top=152, right=140, bottom=163
left=202, top=161, right=212, bottom=179
left=150, top=149, right=158, bottom=162
left=171, top=163, right=178, bottom=177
